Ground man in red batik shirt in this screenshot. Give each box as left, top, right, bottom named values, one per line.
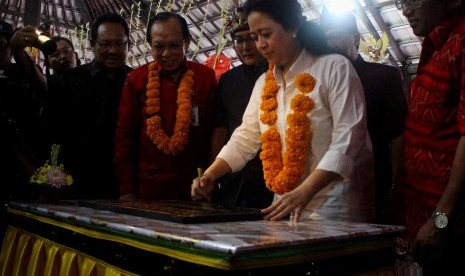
left=114, top=12, right=216, bottom=200
left=391, top=0, right=465, bottom=274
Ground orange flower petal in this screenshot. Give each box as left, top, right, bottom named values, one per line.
left=145, top=62, right=194, bottom=155
left=295, top=73, right=316, bottom=93
left=259, top=67, right=314, bottom=194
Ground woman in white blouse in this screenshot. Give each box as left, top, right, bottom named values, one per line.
left=192, top=0, right=375, bottom=223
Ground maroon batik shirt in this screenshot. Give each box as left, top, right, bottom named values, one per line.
left=114, top=60, right=217, bottom=200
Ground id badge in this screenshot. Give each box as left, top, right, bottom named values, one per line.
left=191, top=106, right=199, bottom=126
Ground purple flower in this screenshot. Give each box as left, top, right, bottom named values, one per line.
left=46, top=168, right=67, bottom=188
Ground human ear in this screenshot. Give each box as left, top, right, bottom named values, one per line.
left=183, top=35, right=192, bottom=51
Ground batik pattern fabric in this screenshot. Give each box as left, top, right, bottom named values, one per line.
left=392, top=12, right=465, bottom=243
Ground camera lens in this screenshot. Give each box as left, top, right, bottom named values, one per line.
left=38, top=34, right=56, bottom=55
left=35, top=29, right=57, bottom=55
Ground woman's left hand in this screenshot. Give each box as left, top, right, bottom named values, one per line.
left=261, top=185, right=312, bottom=222
left=262, top=169, right=338, bottom=222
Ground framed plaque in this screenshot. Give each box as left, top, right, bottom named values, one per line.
left=79, top=199, right=264, bottom=223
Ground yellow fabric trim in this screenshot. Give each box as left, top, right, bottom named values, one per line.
left=6, top=208, right=233, bottom=269
left=0, top=226, right=137, bottom=276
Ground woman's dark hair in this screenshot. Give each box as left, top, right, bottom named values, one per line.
left=243, top=0, right=334, bottom=55
left=90, top=12, right=129, bottom=41
left=146, top=12, right=190, bottom=43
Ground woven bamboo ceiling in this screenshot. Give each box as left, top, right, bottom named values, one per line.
left=0, top=0, right=421, bottom=77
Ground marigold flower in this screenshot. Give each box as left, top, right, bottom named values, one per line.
left=290, top=94, right=314, bottom=112
left=295, top=73, right=316, bottom=93
left=146, top=98, right=160, bottom=106
left=259, top=66, right=316, bottom=194
left=260, top=98, right=278, bottom=111
left=146, top=82, right=157, bottom=90
left=260, top=111, right=278, bottom=125
left=146, top=106, right=159, bottom=115
left=285, top=128, right=307, bottom=141
left=146, top=89, right=159, bottom=98
left=145, top=62, right=194, bottom=155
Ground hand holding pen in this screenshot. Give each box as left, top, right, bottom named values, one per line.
left=191, top=167, right=216, bottom=202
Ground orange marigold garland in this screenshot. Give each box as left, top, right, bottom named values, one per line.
left=145, top=62, right=194, bottom=155
left=259, top=65, right=316, bottom=194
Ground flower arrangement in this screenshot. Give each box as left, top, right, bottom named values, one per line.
left=30, top=144, right=73, bottom=188
left=259, top=65, right=315, bottom=194
left=145, top=62, right=194, bottom=155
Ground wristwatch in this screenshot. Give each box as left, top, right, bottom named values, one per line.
left=432, top=211, right=448, bottom=229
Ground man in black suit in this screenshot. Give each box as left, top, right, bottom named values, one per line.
left=209, top=6, right=273, bottom=208
left=320, top=11, right=408, bottom=224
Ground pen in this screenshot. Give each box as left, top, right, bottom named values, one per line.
left=197, top=167, right=203, bottom=179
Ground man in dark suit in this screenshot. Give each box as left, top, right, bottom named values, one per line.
left=209, top=6, right=273, bottom=208
left=51, top=13, right=132, bottom=199
left=320, top=11, right=408, bottom=223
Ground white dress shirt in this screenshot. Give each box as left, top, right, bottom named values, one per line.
left=218, top=50, right=375, bottom=223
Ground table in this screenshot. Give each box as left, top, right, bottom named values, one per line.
left=0, top=200, right=405, bottom=275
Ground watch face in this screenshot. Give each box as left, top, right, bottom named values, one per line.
left=433, top=213, right=448, bottom=229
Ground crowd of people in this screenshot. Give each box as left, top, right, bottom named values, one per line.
left=1, top=0, right=464, bottom=274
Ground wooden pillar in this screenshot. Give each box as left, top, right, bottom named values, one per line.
left=23, top=0, right=41, bottom=26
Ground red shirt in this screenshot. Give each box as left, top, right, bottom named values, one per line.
left=394, top=12, right=465, bottom=241
left=114, top=60, right=217, bottom=200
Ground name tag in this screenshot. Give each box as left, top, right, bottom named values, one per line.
left=191, top=106, right=199, bottom=126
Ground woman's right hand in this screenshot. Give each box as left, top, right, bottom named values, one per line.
left=191, top=172, right=216, bottom=202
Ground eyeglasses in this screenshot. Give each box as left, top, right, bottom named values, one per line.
left=152, top=40, right=185, bottom=52
left=395, top=0, right=424, bottom=10
left=233, top=36, right=255, bottom=48
left=96, top=40, right=128, bottom=50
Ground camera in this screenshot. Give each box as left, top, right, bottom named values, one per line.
left=35, top=22, right=56, bottom=55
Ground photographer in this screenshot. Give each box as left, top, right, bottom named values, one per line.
left=0, top=20, right=47, bottom=239
left=9, top=24, right=62, bottom=89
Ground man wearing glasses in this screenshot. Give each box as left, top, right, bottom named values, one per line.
left=115, top=12, right=217, bottom=201
left=49, top=13, right=132, bottom=200
left=207, top=6, right=273, bottom=208
left=390, top=0, right=465, bottom=274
